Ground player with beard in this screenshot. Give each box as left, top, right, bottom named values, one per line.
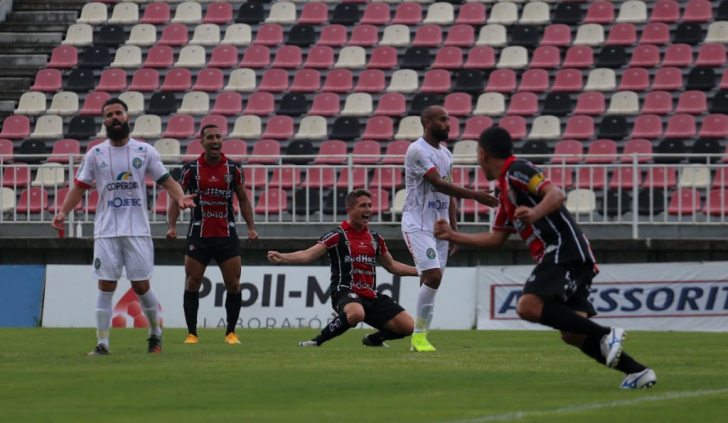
left=267, top=189, right=419, bottom=348
left=51, top=98, right=196, bottom=355
left=402, top=105, right=499, bottom=352
left=166, top=124, right=258, bottom=345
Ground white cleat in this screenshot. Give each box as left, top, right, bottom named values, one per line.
left=621, top=368, right=657, bottom=389
left=298, top=340, right=319, bottom=347
left=601, top=327, right=626, bottom=368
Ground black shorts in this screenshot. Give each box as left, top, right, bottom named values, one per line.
left=524, top=258, right=598, bottom=317
left=186, top=235, right=241, bottom=267
left=332, top=289, right=406, bottom=330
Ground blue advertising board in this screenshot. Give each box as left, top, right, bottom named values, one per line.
left=0, top=265, right=45, bottom=327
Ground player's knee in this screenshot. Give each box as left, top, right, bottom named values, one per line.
left=516, top=302, right=540, bottom=323
left=185, top=276, right=202, bottom=291
left=422, top=272, right=442, bottom=289
left=401, top=317, right=415, bottom=336
left=225, top=279, right=240, bottom=293
left=345, top=309, right=365, bottom=326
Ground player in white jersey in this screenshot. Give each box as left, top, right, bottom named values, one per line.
left=402, top=105, right=499, bottom=352
left=51, top=98, right=196, bottom=356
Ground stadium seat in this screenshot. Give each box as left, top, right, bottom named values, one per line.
left=600, top=189, right=631, bottom=217
left=47, top=139, right=80, bottom=164
left=175, top=45, right=206, bottom=68
left=278, top=93, right=307, bottom=116
left=47, top=46, right=77, bottom=69
left=552, top=140, right=583, bottom=165
left=386, top=69, right=419, bottom=93
left=508, top=92, right=538, bottom=116
left=520, top=2, right=549, bottom=25
left=257, top=69, right=288, bottom=93
left=541, top=24, right=571, bottom=47
left=16, top=187, right=48, bottom=214
left=2, top=163, right=30, bottom=188
left=0, top=116, right=30, bottom=139
left=553, top=3, right=582, bottom=26
left=653, top=67, right=683, bottom=91
left=159, top=23, right=188, bottom=46
left=485, top=69, right=516, bottom=93
left=641, top=91, right=673, bottom=115
left=222, top=139, right=247, bottom=162
left=285, top=140, right=316, bottom=165
left=586, top=139, right=617, bottom=165
left=317, top=24, right=347, bottom=47
left=464, top=46, right=496, bottom=70
left=268, top=165, right=301, bottom=190
left=510, top=25, right=539, bottom=48
left=676, top=91, right=707, bottom=115
left=295, top=116, right=327, bottom=141
left=632, top=115, right=663, bottom=139
left=31, top=68, right=62, bottom=93
left=619, top=68, right=650, bottom=91
left=14, top=92, right=46, bottom=116
left=310, top=93, right=341, bottom=117
left=552, top=69, right=583, bottom=92
left=211, top=92, right=242, bottom=116
left=678, top=166, right=711, bottom=189
left=65, top=116, right=96, bottom=140
left=432, top=46, right=463, bottom=70
left=290, top=69, right=321, bottom=93
left=668, top=189, right=701, bottom=215
left=618, top=1, right=647, bottom=24
left=146, top=92, right=176, bottom=116
left=697, top=44, right=727, bottom=67
left=488, top=2, right=517, bottom=25
left=442, top=93, right=472, bottom=118
left=126, top=24, right=156, bottom=47
left=335, top=46, right=366, bottom=69
left=392, top=2, right=422, bottom=25
left=573, top=92, right=605, bottom=116
left=420, top=69, right=450, bottom=94
left=303, top=168, right=336, bottom=190
left=239, top=45, right=270, bottom=68
left=574, top=24, right=605, bottom=46
left=414, top=25, right=443, bottom=48
left=699, top=114, right=728, bottom=138
left=528, top=116, right=560, bottom=140
left=190, top=24, right=221, bottom=47
left=224, top=68, right=256, bottom=93
left=382, top=141, right=410, bottom=166
left=566, top=189, right=596, bottom=215
left=347, top=24, right=378, bottom=48
left=606, top=91, right=638, bottom=115
left=77, top=3, right=107, bottom=25
left=401, top=47, right=431, bottom=69
left=332, top=3, right=359, bottom=25
left=340, top=93, right=372, bottom=117
left=665, top=115, right=696, bottom=139
left=497, top=46, right=528, bottom=69
left=598, top=116, right=629, bottom=140
left=544, top=167, right=573, bottom=189
left=520, top=140, right=549, bottom=164
left=452, top=140, right=478, bottom=165
left=154, top=138, right=181, bottom=163
left=262, top=116, right=294, bottom=140
left=206, top=45, right=238, bottom=68
left=690, top=139, right=722, bottom=164
left=193, top=68, right=224, bottom=92
left=444, top=25, right=474, bottom=47
left=314, top=140, right=347, bottom=165
left=140, top=2, right=170, bottom=25
left=63, top=23, right=93, bottom=47
left=607, top=23, right=637, bottom=46
left=518, top=69, right=549, bottom=93
left=203, top=1, right=233, bottom=24
left=629, top=45, right=660, bottom=68
left=109, top=3, right=138, bottom=25
left=597, top=46, right=627, bottom=69
left=160, top=68, right=192, bottom=92
left=248, top=139, right=279, bottom=164
left=476, top=24, right=507, bottom=47
left=663, top=44, right=694, bottom=67
left=684, top=0, right=713, bottom=23
left=199, top=115, right=228, bottom=137
left=706, top=22, right=728, bottom=44
left=686, top=67, right=716, bottom=91
left=236, top=2, right=264, bottom=25
left=362, top=116, right=394, bottom=141
left=585, top=1, right=614, bottom=24
left=299, top=2, right=328, bottom=25
left=703, top=189, right=728, bottom=216
left=47, top=91, right=79, bottom=116
left=621, top=139, right=653, bottom=164
left=609, top=167, right=641, bottom=190
left=350, top=140, right=380, bottom=166
left=563, top=46, right=594, bottom=68
left=128, top=69, right=159, bottom=92
left=272, top=45, right=302, bottom=69
left=132, top=114, right=162, bottom=139
left=79, top=45, right=111, bottom=69
left=394, top=117, right=423, bottom=141
left=142, top=45, right=173, bottom=69
left=461, top=116, right=493, bottom=140
left=222, top=24, right=252, bottom=46
left=370, top=168, right=403, bottom=190
left=172, top=2, right=202, bottom=24
left=243, top=92, right=275, bottom=117
left=17, top=140, right=46, bottom=164
left=109, top=45, right=141, bottom=68
left=494, top=116, right=524, bottom=140
left=254, top=24, right=283, bottom=46
left=543, top=93, right=572, bottom=116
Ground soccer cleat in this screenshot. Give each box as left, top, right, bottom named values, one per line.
left=362, top=334, right=389, bottom=348
left=147, top=335, right=162, bottom=354
left=87, top=344, right=109, bottom=356
left=298, top=340, right=319, bottom=347
left=621, top=368, right=657, bottom=389
left=224, top=333, right=241, bottom=344
left=410, top=333, right=436, bottom=352
left=184, top=334, right=198, bottom=344
left=600, top=327, right=626, bottom=368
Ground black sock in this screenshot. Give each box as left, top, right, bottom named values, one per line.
left=579, top=334, right=647, bottom=374
left=539, top=302, right=610, bottom=339
left=183, top=290, right=199, bottom=336
left=313, top=313, right=351, bottom=346
left=368, top=329, right=406, bottom=345
left=225, top=291, right=242, bottom=335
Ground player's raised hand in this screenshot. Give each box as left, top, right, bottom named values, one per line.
left=433, top=218, right=452, bottom=240
left=166, top=227, right=177, bottom=240
left=267, top=251, right=283, bottom=263
left=178, top=193, right=197, bottom=210
left=514, top=206, right=539, bottom=226
left=51, top=211, right=66, bottom=231
left=473, top=190, right=499, bottom=207
left=248, top=229, right=259, bottom=242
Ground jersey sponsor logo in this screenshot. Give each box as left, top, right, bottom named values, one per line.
left=427, top=199, right=449, bottom=211
left=132, top=157, right=143, bottom=169
left=344, top=255, right=377, bottom=264
left=200, top=187, right=233, bottom=197
left=116, top=172, right=133, bottom=181
left=202, top=210, right=227, bottom=219
left=351, top=281, right=374, bottom=291
left=426, top=248, right=436, bottom=259
left=107, top=173, right=139, bottom=191
left=107, top=197, right=142, bottom=208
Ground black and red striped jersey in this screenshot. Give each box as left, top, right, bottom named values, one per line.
left=179, top=153, right=244, bottom=238
left=318, top=221, right=388, bottom=299
left=494, top=156, right=596, bottom=266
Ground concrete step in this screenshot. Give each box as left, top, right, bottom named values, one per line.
left=6, top=11, right=78, bottom=23
left=0, top=101, right=17, bottom=113
left=14, top=0, right=86, bottom=12
left=0, top=32, right=62, bottom=44
left=0, top=23, right=70, bottom=32
left=0, top=55, right=48, bottom=67
left=0, top=78, right=32, bottom=100
left=0, top=45, right=57, bottom=55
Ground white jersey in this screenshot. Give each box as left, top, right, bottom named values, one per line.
left=75, top=138, right=169, bottom=239
left=401, top=138, right=454, bottom=233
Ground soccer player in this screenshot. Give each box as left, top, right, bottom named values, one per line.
left=51, top=98, right=196, bottom=355
left=166, top=124, right=258, bottom=345
left=434, top=126, right=656, bottom=389
left=403, top=105, right=499, bottom=352
left=267, top=189, right=419, bottom=348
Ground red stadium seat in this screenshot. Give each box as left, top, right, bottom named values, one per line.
left=322, top=69, right=353, bottom=93
left=263, top=116, right=294, bottom=140
left=48, top=139, right=80, bottom=164
left=239, top=45, right=270, bottom=68
left=304, top=45, right=335, bottom=69
left=289, top=69, right=321, bottom=93
left=249, top=140, right=280, bottom=165
left=631, top=115, right=663, bottom=139
left=370, top=168, right=403, bottom=189
left=0, top=116, right=30, bottom=139
left=518, top=69, right=549, bottom=93
left=96, top=69, right=127, bottom=92
left=662, top=44, right=693, bottom=67
left=258, top=68, right=289, bottom=93
left=507, top=92, right=538, bottom=116
left=374, top=93, right=406, bottom=117
left=461, top=116, right=493, bottom=140
left=455, top=2, right=486, bottom=25
left=143, top=45, right=174, bottom=69
left=269, top=165, right=301, bottom=189
left=668, top=189, right=701, bottom=215
left=47, top=46, right=77, bottom=69
left=664, top=114, right=696, bottom=139
left=243, top=167, right=267, bottom=188
left=530, top=46, right=561, bottom=69
left=464, top=46, right=496, bottom=69
left=629, top=44, right=660, bottom=67
left=303, top=168, right=336, bottom=189
left=675, top=91, right=707, bottom=115
left=254, top=24, right=283, bottom=46
left=255, top=189, right=287, bottom=215
left=382, top=141, right=410, bottom=165
left=336, top=168, right=368, bottom=189
left=2, top=163, right=31, bottom=188
left=444, top=24, right=475, bottom=47
left=485, top=69, right=516, bottom=93
left=367, top=46, right=398, bottom=69
left=211, top=92, right=242, bottom=116
left=451, top=167, right=471, bottom=187
left=309, top=93, right=340, bottom=117
left=272, top=45, right=302, bottom=69
left=544, top=167, right=573, bottom=189
left=652, top=67, right=683, bottom=91
left=443, top=93, right=472, bottom=117
left=208, top=45, right=238, bottom=68
left=574, top=92, right=606, bottom=116
left=498, top=116, right=526, bottom=140
left=16, top=187, right=47, bottom=214
left=160, top=68, right=191, bottom=92
left=83, top=189, right=99, bottom=214
left=30, top=68, right=62, bottom=93
left=159, top=23, right=188, bottom=46
left=585, top=1, right=614, bottom=24
left=433, top=46, right=463, bottom=69
left=562, top=116, right=595, bottom=140
left=200, top=115, right=228, bottom=137
left=448, top=116, right=461, bottom=140
left=607, top=23, right=637, bottom=45
left=683, top=0, right=713, bottom=23
left=586, top=139, right=617, bottom=164
left=0, top=139, right=13, bottom=162
left=202, top=1, right=232, bottom=25
left=300, top=2, right=328, bottom=25
left=140, top=2, right=170, bottom=25
left=86, top=138, right=106, bottom=153
left=609, top=167, right=642, bottom=190
left=182, top=140, right=204, bottom=163
left=562, top=46, right=594, bottom=68
left=244, top=92, right=275, bottom=116
left=620, top=139, right=653, bottom=164
left=413, top=25, right=442, bottom=48
left=619, top=68, right=650, bottom=91
left=420, top=69, right=451, bottom=93
left=650, top=0, right=680, bottom=23
left=352, top=140, right=381, bottom=165
left=370, top=189, right=390, bottom=214
left=696, top=43, right=727, bottom=67
left=552, top=140, right=583, bottom=164
left=348, top=25, right=378, bottom=47
left=576, top=167, right=607, bottom=190
left=354, top=69, right=386, bottom=93
left=315, top=140, right=347, bottom=165
left=361, top=3, right=390, bottom=26
left=222, top=139, right=247, bottom=162
left=317, top=24, right=347, bottom=47
left=703, top=189, right=728, bottom=216
left=643, top=166, right=677, bottom=189
left=163, top=114, right=195, bottom=139
left=640, top=22, right=670, bottom=45
left=392, top=3, right=422, bottom=25
left=552, top=69, right=583, bottom=92
left=541, top=24, right=571, bottom=47
left=192, top=68, right=224, bottom=92
left=80, top=91, right=111, bottom=116
left=699, top=114, right=728, bottom=138
left=362, top=116, right=394, bottom=141
left=641, top=91, right=673, bottom=115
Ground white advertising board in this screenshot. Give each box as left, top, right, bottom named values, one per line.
left=478, top=261, right=728, bottom=332
left=43, top=265, right=478, bottom=330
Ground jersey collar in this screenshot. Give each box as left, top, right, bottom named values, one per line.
left=498, top=155, right=518, bottom=190
left=341, top=220, right=368, bottom=234
left=198, top=152, right=228, bottom=166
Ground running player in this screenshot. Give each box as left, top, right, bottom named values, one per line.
left=166, top=124, right=258, bottom=345
left=434, top=126, right=656, bottom=389
left=51, top=98, right=196, bottom=355
left=267, top=189, right=418, bottom=348
left=403, top=105, right=498, bottom=352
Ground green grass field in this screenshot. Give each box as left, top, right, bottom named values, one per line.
left=0, top=328, right=726, bottom=423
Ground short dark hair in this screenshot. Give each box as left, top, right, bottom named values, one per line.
left=102, top=98, right=128, bottom=113
left=478, top=126, right=513, bottom=159
left=200, top=124, right=219, bottom=139
left=345, top=189, right=372, bottom=209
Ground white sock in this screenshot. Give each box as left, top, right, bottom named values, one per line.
left=414, top=285, right=438, bottom=334
left=95, top=290, right=114, bottom=347
left=138, top=289, right=162, bottom=337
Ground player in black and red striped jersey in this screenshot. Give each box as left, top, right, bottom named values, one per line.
left=434, top=127, right=656, bottom=389
left=267, top=189, right=419, bottom=348
left=167, top=124, right=258, bottom=345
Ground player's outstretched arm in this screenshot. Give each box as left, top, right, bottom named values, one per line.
left=423, top=169, right=499, bottom=207
left=235, top=183, right=258, bottom=242
left=268, top=243, right=327, bottom=265
left=433, top=218, right=509, bottom=250
left=160, top=176, right=196, bottom=210
left=51, top=184, right=87, bottom=231
left=378, top=252, right=418, bottom=277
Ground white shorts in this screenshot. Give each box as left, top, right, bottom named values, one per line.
left=92, top=236, right=154, bottom=281
left=402, top=231, right=449, bottom=274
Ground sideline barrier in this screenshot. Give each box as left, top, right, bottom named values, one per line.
left=0, top=265, right=45, bottom=327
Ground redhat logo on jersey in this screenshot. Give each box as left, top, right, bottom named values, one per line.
left=111, top=288, right=163, bottom=328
